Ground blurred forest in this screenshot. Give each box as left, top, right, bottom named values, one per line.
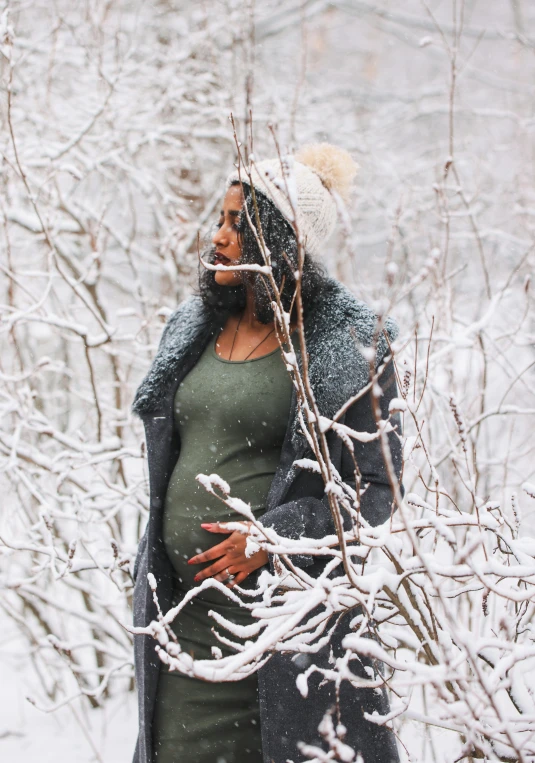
left=1, top=1, right=534, bottom=761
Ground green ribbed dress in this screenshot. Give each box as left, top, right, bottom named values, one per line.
left=152, top=333, right=293, bottom=763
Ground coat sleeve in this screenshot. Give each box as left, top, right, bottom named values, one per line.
left=260, top=356, right=403, bottom=569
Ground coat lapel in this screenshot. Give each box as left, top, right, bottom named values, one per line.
left=132, top=297, right=217, bottom=418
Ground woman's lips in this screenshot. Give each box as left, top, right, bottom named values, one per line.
left=214, top=253, right=231, bottom=265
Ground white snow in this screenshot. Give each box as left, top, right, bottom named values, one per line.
left=1, top=2, right=534, bottom=762
left=0, top=613, right=136, bottom=762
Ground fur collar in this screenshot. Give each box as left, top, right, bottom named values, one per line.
left=132, top=278, right=399, bottom=448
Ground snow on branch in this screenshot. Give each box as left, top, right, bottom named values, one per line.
left=1, top=2, right=534, bottom=761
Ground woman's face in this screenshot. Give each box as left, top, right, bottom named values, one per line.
left=211, top=184, right=244, bottom=287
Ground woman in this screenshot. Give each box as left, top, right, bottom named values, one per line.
left=131, top=144, right=402, bottom=763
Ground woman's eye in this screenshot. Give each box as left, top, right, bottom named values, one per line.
left=215, top=220, right=239, bottom=231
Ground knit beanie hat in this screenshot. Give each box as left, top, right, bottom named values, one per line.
left=225, top=143, right=358, bottom=257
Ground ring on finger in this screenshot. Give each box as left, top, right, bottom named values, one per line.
left=225, top=567, right=236, bottom=582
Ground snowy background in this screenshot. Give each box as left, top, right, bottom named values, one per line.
left=1, top=1, right=534, bottom=761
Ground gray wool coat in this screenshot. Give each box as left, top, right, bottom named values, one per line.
left=131, top=276, right=402, bottom=763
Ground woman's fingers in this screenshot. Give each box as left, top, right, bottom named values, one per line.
left=227, top=570, right=248, bottom=589
left=214, top=567, right=238, bottom=583
left=200, top=521, right=252, bottom=535
left=193, top=557, right=231, bottom=583
left=188, top=539, right=228, bottom=566
left=192, top=552, right=267, bottom=585
left=200, top=522, right=233, bottom=533
left=187, top=524, right=265, bottom=583
left=188, top=527, right=249, bottom=566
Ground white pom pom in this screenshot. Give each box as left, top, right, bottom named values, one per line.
left=295, top=143, right=358, bottom=200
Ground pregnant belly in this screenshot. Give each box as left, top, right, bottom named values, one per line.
left=163, top=467, right=272, bottom=598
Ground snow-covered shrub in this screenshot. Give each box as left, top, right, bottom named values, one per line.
left=1, top=1, right=534, bottom=761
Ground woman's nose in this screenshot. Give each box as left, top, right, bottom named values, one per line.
left=212, top=226, right=227, bottom=247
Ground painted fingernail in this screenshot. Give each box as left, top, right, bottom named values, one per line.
left=193, top=574, right=200, bottom=582
left=187, top=559, right=195, bottom=565
left=201, top=523, right=212, bottom=529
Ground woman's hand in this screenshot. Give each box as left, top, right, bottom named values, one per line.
left=187, top=521, right=268, bottom=588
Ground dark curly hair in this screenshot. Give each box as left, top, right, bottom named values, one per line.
left=198, top=181, right=327, bottom=324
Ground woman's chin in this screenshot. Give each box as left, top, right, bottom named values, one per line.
left=214, top=270, right=241, bottom=287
